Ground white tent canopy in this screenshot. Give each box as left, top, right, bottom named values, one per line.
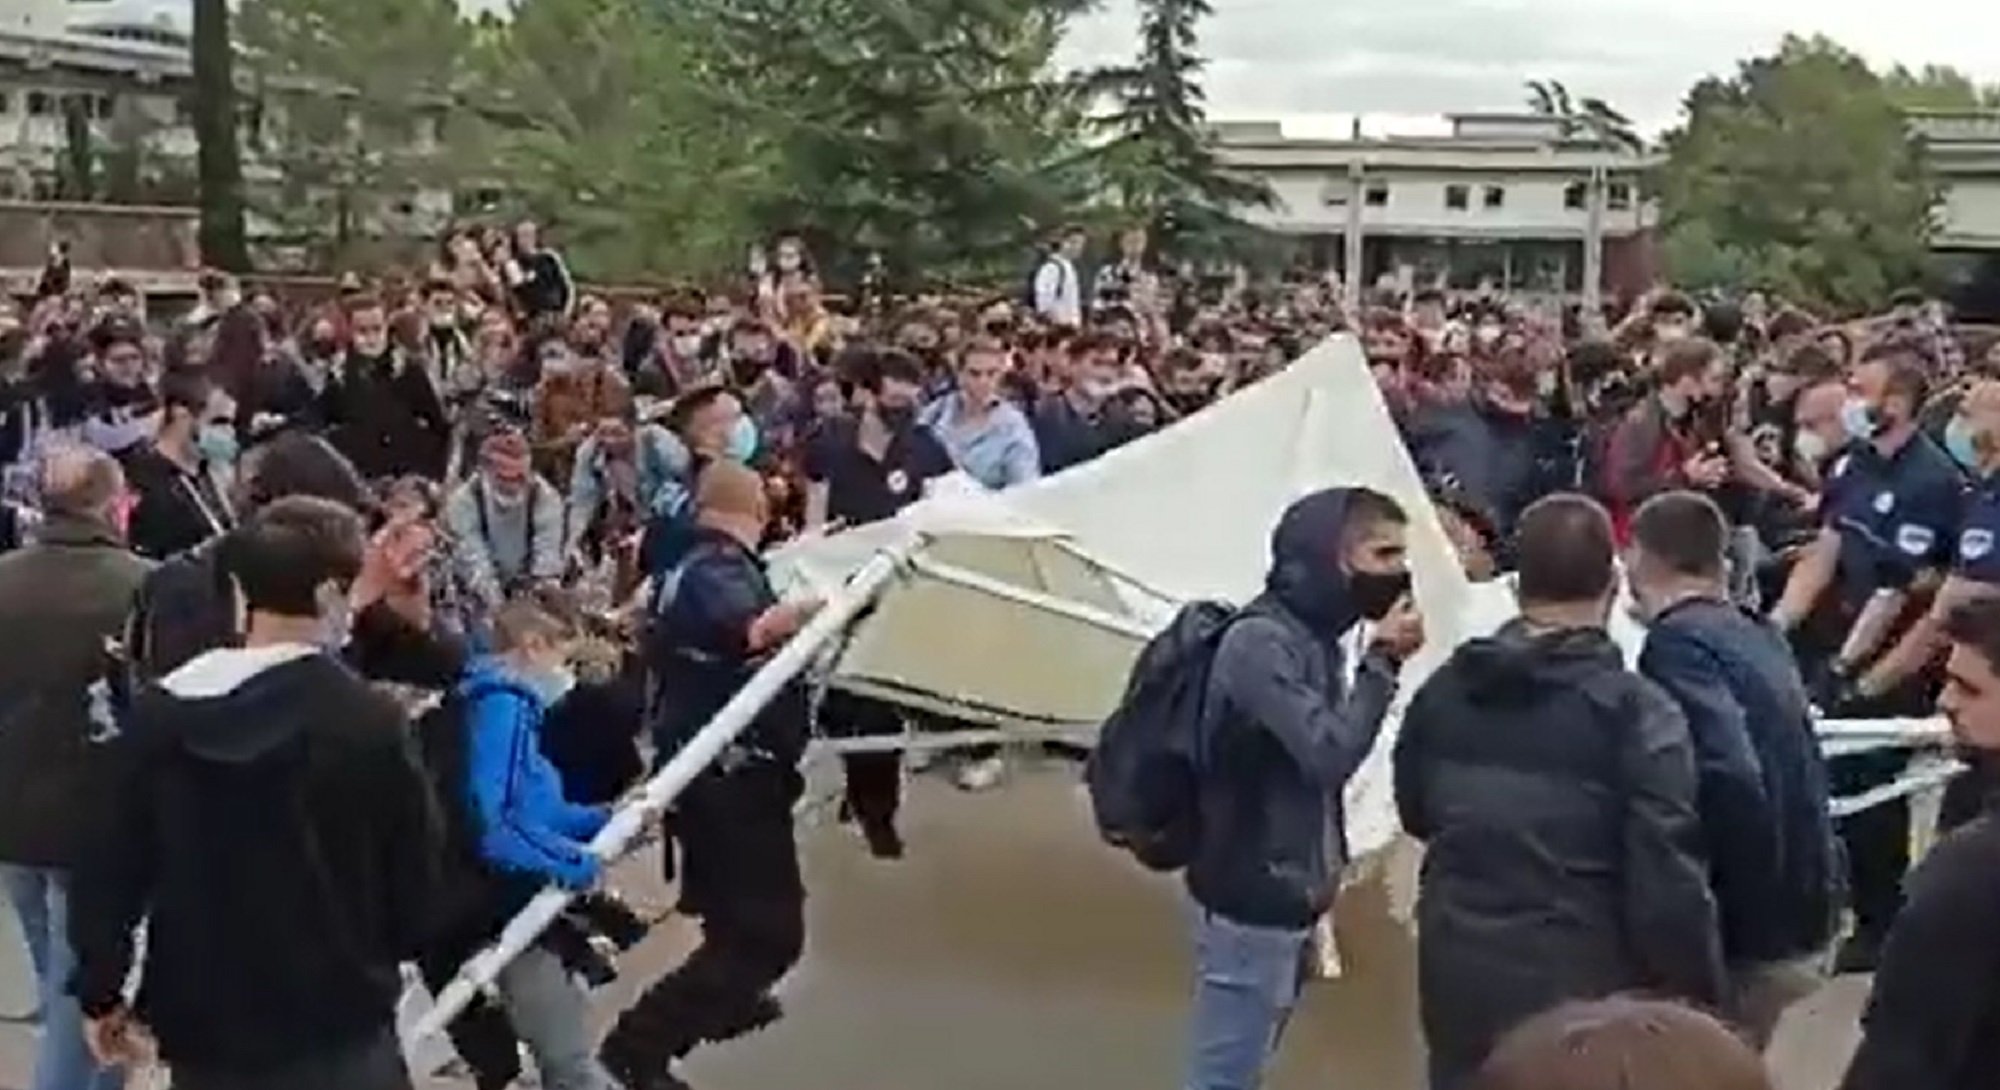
left=774, top=336, right=1471, bottom=860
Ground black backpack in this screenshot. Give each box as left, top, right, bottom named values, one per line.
left=1085, top=600, right=1238, bottom=872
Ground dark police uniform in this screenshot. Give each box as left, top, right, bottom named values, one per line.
left=1819, top=433, right=1964, bottom=952
left=608, top=527, right=807, bottom=1070
left=802, top=417, right=952, bottom=853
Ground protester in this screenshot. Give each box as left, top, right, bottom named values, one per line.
left=124, top=369, right=236, bottom=561
left=605, top=462, right=819, bottom=1090
left=504, top=220, right=576, bottom=325
left=322, top=295, right=452, bottom=482
left=1030, top=225, right=1086, bottom=329
left=1627, top=491, right=1842, bottom=1046
left=1031, top=331, right=1123, bottom=473
left=1600, top=336, right=1731, bottom=543
left=0, top=446, right=149, bottom=1090
left=70, top=496, right=444, bottom=1090
left=914, top=333, right=1039, bottom=491
left=1181, top=487, right=1424, bottom=1090
left=531, top=335, right=634, bottom=485
left=1839, top=599, right=2000, bottom=1090
left=1473, top=999, right=1774, bottom=1090
left=445, top=430, right=566, bottom=625
left=1395, top=494, right=1723, bottom=1089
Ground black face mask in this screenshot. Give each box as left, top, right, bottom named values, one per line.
left=1347, top=568, right=1411, bottom=622
left=878, top=403, right=916, bottom=432
left=732, top=357, right=769, bottom=386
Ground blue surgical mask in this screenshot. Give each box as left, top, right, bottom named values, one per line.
left=726, top=415, right=759, bottom=463
left=1946, top=417, right=1982, bottom=471
left=1840, top=397, right=1877, bottom=442
left=197, top=422, right=239, bottom=465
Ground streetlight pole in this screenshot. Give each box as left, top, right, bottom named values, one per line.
left=1344, top=159, right=1365, bottom=311
left=1582, top=159, right=1607, bottom=332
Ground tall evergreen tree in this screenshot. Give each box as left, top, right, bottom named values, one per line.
left=1086, top=0, right=1271, bottom=249
left=191, top=0, right=250, bottom=271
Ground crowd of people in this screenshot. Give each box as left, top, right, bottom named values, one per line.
left=0, top=213, right=1991, bottom=1090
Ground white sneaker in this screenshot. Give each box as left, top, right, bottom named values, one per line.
left=954, top=755, right=1005, bottom=792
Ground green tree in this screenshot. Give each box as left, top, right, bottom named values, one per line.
left=1085, top=0, right=1272, bottom=251
left=687, top=0, right=1096, bottom=284
left=1882, top=64, right=2000, bottom=111
left=461, top=0, right=775, bottom=282
left=238, top=0, right=469, bottom=269
left=1658, top=36, right=1941, bottom=311
left=191, top=0, right=250, bottom=270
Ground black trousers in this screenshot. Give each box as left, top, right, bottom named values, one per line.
left=416, top=923, right=523, bottom=1090
left=609, top=761, right=805, bottom=1061
left=171, top=1027, right=411, bottom=1090
left=819, top=690, right=902, bottom=835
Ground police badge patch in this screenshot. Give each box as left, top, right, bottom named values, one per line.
left=1896, top=523, right=1936, bottom=557
left=1873, top=491, right=1896, bottom=515
left=1963, top=528, right=1996, bottom=561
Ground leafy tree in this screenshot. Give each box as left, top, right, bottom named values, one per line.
left=1658, top=36, right=1941, bottom=312
left=1085, top=0, right=1272, bottom=252
left=191, top=0, right=250, bottom=270
left=237, top=0, right=470, bottom=269
left=1882, top=64, right=2000, bottom=111
left=461, top=0, right=776, bottom=282
left=1525, top=79, right=1643, bottom=151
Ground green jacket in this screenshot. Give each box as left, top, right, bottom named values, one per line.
left=0, top=515, right=152, bottom=868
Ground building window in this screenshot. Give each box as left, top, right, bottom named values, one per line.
left=1483, top=185, right=1505, bottom=209
left=1444, top=184, right=1469, bottom=211
left=95, top=94, right=116, bottom=120
left=26, top=91, right=53, bottom=116
left=1607, top=182, right=1633, bottom=211
left=1564, top=181, right=1588, bottom=210
left=1364, top=183, right=1389, bottom=207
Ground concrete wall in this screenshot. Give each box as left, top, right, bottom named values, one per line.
left=1250, top=167, right=1653, bottom=239
left=0, top=198, right=196, bottom=270
left=1938, top=175, right=2000, bottom=250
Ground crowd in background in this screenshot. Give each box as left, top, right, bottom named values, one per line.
left=0, top=215, right=1997, bottom=1090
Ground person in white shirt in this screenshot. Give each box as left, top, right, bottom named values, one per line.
left=1032, top=226, right=1087, bottom=329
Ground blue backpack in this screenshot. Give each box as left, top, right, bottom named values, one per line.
left=1085, top=601, right=1238, bottom=872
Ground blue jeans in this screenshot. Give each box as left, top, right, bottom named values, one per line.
left=0, top=864, right=125, bottom=1090
left=1184, top=905, right=1311, bottom=1090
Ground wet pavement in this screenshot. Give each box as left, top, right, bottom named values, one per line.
left=0, top=760, right=1865, bottom=1089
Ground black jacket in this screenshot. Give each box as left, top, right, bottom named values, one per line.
left=1395, top=621, right=1724, bottom=1089
left=1185, top=489, right=1401, bottom=930
left=1638, top=597, right=1842, bottom=966
left=1841, top=798, right=2000, bottom=1090
left=322, top=351, right=450, bottom=482
left=69, top=647, right=443, bottom=1072
left=0, top=517, right=152, bottom=868
left=123, top=443, right=233, bottom=561
left=1407, top=397, right=1557, bottom=540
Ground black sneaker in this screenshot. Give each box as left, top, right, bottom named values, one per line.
left=861, top=817, right=906, bottom=861
left=1833, top=930, right=1887, bottom=975
left=600, top=1036, right=694, bottom=1090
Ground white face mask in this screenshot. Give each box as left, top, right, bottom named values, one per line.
left=672, top=335, right=703, bottom=359
left=1794, top=429, right=1831, bottom=466
left=352, top=335, right=389, bottom=358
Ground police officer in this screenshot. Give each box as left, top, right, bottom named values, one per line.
left=1768, top=342, right=1964, bottom=973
left=1854, top=379, right=2000, bottom=827
left=601, top=462, right=820, bottom=1090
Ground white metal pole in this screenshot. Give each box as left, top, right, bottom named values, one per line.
left=409, top=540, right=916, bottom=1044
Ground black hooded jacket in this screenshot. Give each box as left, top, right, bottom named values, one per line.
left=1394, top=621, right=1724, bottom=1088
left=69, top=645, right=443, bottom=1073
left=1184, top=489, right=1402, bottom=930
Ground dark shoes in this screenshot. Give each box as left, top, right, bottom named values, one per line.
left=1833, top=930, right=1888, bottom=975
left=599, top=1040, right=694, bottom=1090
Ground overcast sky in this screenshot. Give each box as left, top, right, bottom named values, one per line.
left=1055, top=0, right=2000, bottom=135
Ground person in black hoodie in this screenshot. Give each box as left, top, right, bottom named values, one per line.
left=1627, top=491, right=1842, bottom=1047
left=1839, top=599, right=2000, bottom=1090
left=70, top=496, right=443, bottom=1090
left=1181, top=487, right=1425, bottom=1090
left=1395, top=494, right=1723, bottom=1090
left=321, top=295, right=451, bottom=482
left=124, top=368, right=237, bottom=560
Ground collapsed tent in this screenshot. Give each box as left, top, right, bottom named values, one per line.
left=773, top=336, right=1471, bottom=861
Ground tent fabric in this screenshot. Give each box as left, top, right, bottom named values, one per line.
left=774, top=337, right=1471, bottom=862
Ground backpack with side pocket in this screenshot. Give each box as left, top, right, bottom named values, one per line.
left=1085, top=600, right=1239, bottom=872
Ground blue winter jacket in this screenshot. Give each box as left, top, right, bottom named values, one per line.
left=459, top=658, right=610, bottom=890
left=1638, top=597, right=1843, bottom=965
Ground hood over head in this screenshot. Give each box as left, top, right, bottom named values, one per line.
left=1265, top=487, right=1370, bottom=634
left=147, top=644, right=331, bottom=764
left=1450, top=619, right=1621, bottom=707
